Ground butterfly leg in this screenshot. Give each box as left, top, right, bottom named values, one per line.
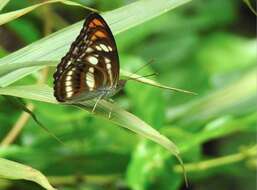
left=108, top=110, right=112, bottom=119
left=107, top=98, right=114, bottom=119
left=92, top=94, right=104, bottom=113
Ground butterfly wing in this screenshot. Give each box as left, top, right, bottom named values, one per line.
left=53, top=13, right=119, bottom=102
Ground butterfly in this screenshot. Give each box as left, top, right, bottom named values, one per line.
left=53, top=12, right=126, bottom=106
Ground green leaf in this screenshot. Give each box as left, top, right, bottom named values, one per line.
left=0, top=0, right=192, bottom=87
left=243, top=0, right=257, bottom=16
left=0, top=0, right=94, bottom=26
left=122, top=70, right=197, bottom=95
left=123, top=56, right=166, bottom=128
left=126, top=141, right=183, bottom=190
left=3, top=96, right=64, bottom=145
left=0, top=46, right=7, bottom=57
left=196, top=33, right=256, bottom=75
left=0, top=158, right=56, bottom=190
left=0, top=85, right=56, bottom=103
left=167, top=70, right=257, bottom=125
left=123, top=56, right=187, bottom=189
left=0, top=0, right=10, bottom=11
left=7, top=19, right=41, bottom=43
left=0, top=84, right=181, bottom=160
left=163, top=113, right=256, bottom=154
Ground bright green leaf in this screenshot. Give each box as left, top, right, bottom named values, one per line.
left=0, top=84, right=182, bottom=161
left=0, top=0, right=192, bottom=87
left=0, top=0, right=10, bottom=11
left=0, top=0, right=95, bottom=26
left=0, top=158, right=56, bottom=190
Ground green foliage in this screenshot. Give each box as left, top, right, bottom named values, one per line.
left=0, top=0, right=256, bottom=190
left=0, top=158, right=56, bottom=190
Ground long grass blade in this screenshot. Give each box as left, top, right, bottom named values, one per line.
left=0, top=0, right=192, bottom=87
left=121, top=70, right=197, bottom=95
left=0, top=84, right=182, bottom=161
left=0, top=0, right=10, bottom=11
left=0, top=0, right=96, bottom=26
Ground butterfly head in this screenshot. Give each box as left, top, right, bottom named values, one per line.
left=105, top=79, right=126, bottom=98
left=117, top=79, right=126, bottom=89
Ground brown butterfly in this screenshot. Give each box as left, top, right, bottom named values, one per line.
left=53, top=12, right=125, bottom=105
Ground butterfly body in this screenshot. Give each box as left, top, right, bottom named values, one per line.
left=53, top=13, right=124, bottom=103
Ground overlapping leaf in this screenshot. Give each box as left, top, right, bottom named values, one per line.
left=0, top=0, right=193, bottom=189
left=0, top=0, right=191, bottom=87
left=0, top=0, right=96, bottom=26
left=0, top=158, right=56, bottom=190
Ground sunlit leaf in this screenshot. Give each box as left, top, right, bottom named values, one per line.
left=0, top=0, right=10, bottom=11
left=0, top=0, right=192, bottom=87
left=0, top=84, right=181, bottom=158
left=167, top=70, right=257, bottom=124
left=0, top=0, right=96, bottom=26
left=0, top=158, right=56, bottom=190
left=122, top=70, right=197, bottom=95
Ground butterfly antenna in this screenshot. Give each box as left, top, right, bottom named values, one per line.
left=126, top=72, right=158, bottom=81
left=128, top=59, right=155, bottom=79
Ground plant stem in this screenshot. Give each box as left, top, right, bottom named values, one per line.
left=47, top=174, right=121, bottom=186
left=0, top=103, right=34, bottom=146
left=173, top=145, right=257, bottom=173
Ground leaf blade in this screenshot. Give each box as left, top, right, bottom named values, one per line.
left=0, top=0, right=94, bottom=26
left=0, top=0, right=10, bottom=11
left=121, top=70, right=197, bottom=95
left=0, top=84, right=180, bottom=155
left=0, top=158, right=56, bottom=190
left=0, top=0, right=192, bottom=87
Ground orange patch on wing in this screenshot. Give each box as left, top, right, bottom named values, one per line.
left=88, top=19, right=104, bottom=28
left=94, top=31, right=106, bottom=38
left=93, top=19, right=104, bottom=26
left=89, top=22, right=95, bottom=28
left=91, top=35, right=97, bottom=41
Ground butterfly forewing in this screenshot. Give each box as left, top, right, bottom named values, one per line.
left=53, top=13, right=119, bottom=102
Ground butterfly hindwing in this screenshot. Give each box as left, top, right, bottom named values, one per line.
left=53, top=13, right=119, bottom=102
left=55, top=62, right=106, bottom=101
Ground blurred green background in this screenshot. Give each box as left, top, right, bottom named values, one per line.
left=0, top=0, right=256, bottom=190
